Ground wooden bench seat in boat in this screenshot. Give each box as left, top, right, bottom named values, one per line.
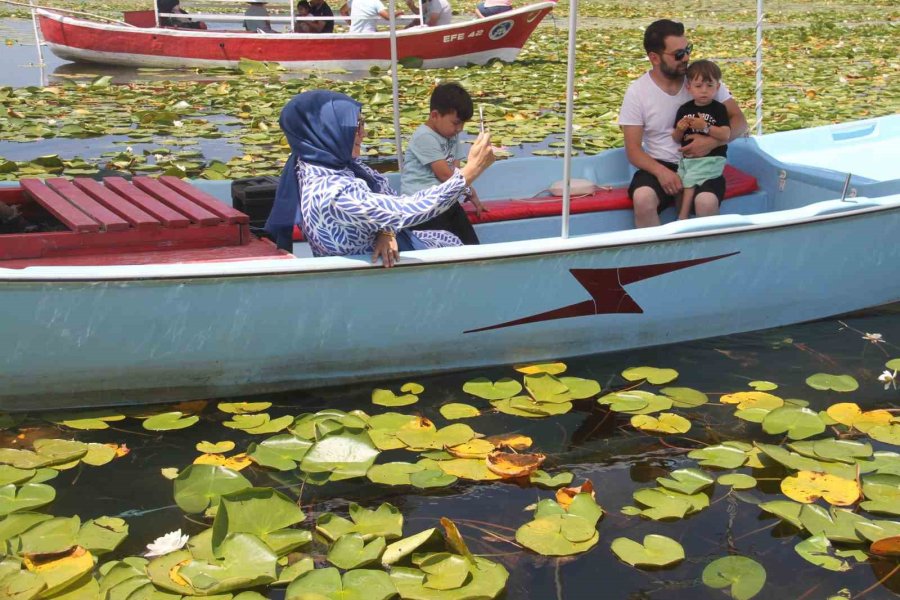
left=290, top=164, right=758, bottom=240
left=0, top=176, right=287, bottom=267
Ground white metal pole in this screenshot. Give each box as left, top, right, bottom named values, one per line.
left=154, top=0, right=161, bottom=26
left=389, top=0, right=403, bottom=169
left=560, top=0, right=577, bottom=238
left=290, top=0, right=296, bottom=32
left=754, top=0, right=763, bottom=135
left=418, top=0, right=424, bottom=26
left=29, top=0, right=45, bottom=68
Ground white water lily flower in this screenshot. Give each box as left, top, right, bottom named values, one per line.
left=173, top=120, right=184, bottom=128
left=863, top=332, right=885, bottom=344
left=145, top=529, right=189, bottom=557
left=879, top=370, right=897, bottom=390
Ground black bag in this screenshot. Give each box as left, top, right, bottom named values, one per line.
left=231, top=176, right=279, bottom=229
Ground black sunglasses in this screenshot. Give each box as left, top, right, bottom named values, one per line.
left=662, top=43, right=693, bottom=61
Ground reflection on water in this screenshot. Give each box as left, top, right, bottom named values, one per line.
left=9, top=305, right=900, bottom=599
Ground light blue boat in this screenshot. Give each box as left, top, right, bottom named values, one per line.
left=1, top=115, right=898, bottom=410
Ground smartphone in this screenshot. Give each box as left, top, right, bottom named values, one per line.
left=479, top=105, right=485, bottom=134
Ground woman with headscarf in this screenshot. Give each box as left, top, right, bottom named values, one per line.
left=265, top=90, right=495, bottom=267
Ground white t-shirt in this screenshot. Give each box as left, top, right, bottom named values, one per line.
left=349, top=0, right=387, bottom=32
left=426, top=0, right=451, bottom=25
left=618, top=71, right=732, bottom=164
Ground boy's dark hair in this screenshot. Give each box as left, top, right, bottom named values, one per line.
left=430, top=82, right=473, bottom=121
left=643, top=19, right=684, bottom=55
left=686, top=59, right=721, bottom=83
left=296, top=0, right=310, bottom=9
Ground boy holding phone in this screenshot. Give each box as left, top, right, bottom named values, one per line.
left=401, top=82, right=486, bottom=245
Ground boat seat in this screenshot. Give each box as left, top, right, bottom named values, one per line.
left=290, top=165, right=758, bottom=240
left=0, top=177, right=255, bottom=263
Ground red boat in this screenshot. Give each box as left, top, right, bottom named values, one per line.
left=36, top=3, right=554, bottom=70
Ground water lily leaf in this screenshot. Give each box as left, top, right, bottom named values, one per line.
left=372, top=388, right=418, bottom=407
left=485, top=451, right=545, bottom=479
left=759, top=500, right=804, bottom=528
left=225, top=414, right=293, bottom=434
left=597, top=391, right=649, bottom=413
left=555, top=482, right=595, bottom=510
left=247, top=434, right=312, bottom=471
left=788, top=439, right=873, bottom=464
left=327, top=534, right=386, bottom=570
left=483, top=433, right=533, bottom=451
left=173, top=465, right=252, bottom=514
left=275, top=557, right=314, bottom=585
left=367, top=462, right=426, bottom=486
left=524, top=373, right=570, bottom=402
left=413, top=552, right=468, bottom=591
left=887, top=358, right=900, bottom=370
left=18, top=516, right=79, bottom=555
left=799, top=505, right=867, bottom=543
left=870, top=451, right=900, bottom=476
left=317, top=503, right=403, bottom=542
left=34, top=439, right=88, bottom=467
left=446, top=439, right=495, bottom=459
left=0, top=512, right=54, bottom=546
left=367, top=414, right=434, bottom=450
left=381, top=528, right=442, bottom=566
left=558, top=377, right=601, bottom=399
left=749, top=381, right=778, bottom=391
left=806, top=373, right=859, bottom=392
left=77, top=516, right=128, bottom=555
left=211, top=487, right=306, bottom=556
left=611, top=534, right=685, bottom=568
left=621, top=366, right=678, bottom=384
left=857, top=519, right=900, bottom=543
left=146, top=549, right=194, bottom=595
left=514, top=362, right=567, bottom=375
left=0, top=569, right=45, bottom=600
left=868, top=423, right=900, bottom=446
left=717, top=474, right=757, bottom=490
left=396, top=424, right=474, bottom=451
left=702, top=556, right=766, bottom=600
left=0, top=483, right=56, bottom=517
left=439, top=403, right=480, bottom=420
left=218, top=402, right=272, bottom=414
left=0, top=466, right=36, bottom=486
left=762, top=406, right=826, bottom=440
left=530, top=470, right=574, bottom=489
left=657, top=468, right=714, bottom=495
left=143, top=411, right=199, bottom=431
left=81, top=443, right=118, bottom=467
left=54, top=411, right=125, bottom=430
left=393, top=554, right=507, bottom=599
left=871, top=535, right=900, bottom=556
left=286, top=568, right=396, bottom=600
left=795, top=535, right=852, bottom=571
left=660, top=387, right=708, bottom=408
left=631, top=487, right=708, bottom=521
left=197, top=441, right=236, bottom=454
left=300, top=431, right=380, bottom=480
left=492, top=396, right=572, bottom=418
left=825, top=403, right=892, bottom=431
left=781, top=471, right=860, bottom=506
left=178, top=533, right=278, bottom=595
left=861, top=474, right=900, bottom=515
left=631, top=412, right=691, bottom=434
left=22, top=546, right=94, bottom=597
left=461, top=377, right=522, bottom=400
left=437, top=458, right=502, bottom=481
left=720, top=391, right=784, bottom=411
left=688, top=443, right=749, bottom=469
left=409, top=469, right=457, bottom=489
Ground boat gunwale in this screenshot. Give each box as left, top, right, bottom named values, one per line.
left=1, top=198, right=897, bottom=283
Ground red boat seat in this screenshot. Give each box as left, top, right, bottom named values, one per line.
left=123, top=10, right=157, bottom=27
left=290, top=165, right=758, bottom=241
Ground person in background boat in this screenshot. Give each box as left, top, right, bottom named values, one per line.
left=156, top=0, right=206, bottom=28
left=294, top=0, right=313, bottom=31
left=618, top=19, right=747, bottom=228
left=301, top=0, right=335, bottom=33
left=244, top=0, right=275, bottom=32
left=475, top=0, right=510, bottom=18
left=672, top=60, right=731, bottom=220
left=349, top=0, right=402, bottom=32
left=401, top=82, right=486, bottom=244
left=265, top=90, right=495, bottom=267
left=404, top=0, right=452, bottom=26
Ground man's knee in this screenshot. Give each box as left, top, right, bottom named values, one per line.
left=694, top=192, right=720, bottom=216
left=632, top=186, right=660, bottom=216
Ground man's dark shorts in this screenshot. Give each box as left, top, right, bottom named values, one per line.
left=628, top=160, right=726, bottom=213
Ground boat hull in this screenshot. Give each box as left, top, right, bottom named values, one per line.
left=36, top=4, right=554, bottom=70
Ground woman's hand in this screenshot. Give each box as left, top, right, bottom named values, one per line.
left=461, top=132, right=495, bottom=185
left=372, top=231, right=399, bottom=268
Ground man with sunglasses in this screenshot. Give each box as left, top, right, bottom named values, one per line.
left=618, top=19, right=747, bottom=228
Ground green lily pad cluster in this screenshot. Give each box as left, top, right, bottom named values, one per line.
left=463, top=371, right=601, bottom=418
left=515, top=492, right=603, bottom=556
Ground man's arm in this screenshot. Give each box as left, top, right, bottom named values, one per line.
left=622, top=125, right=682, bottom=196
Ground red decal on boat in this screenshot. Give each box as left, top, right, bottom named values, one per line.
left=464, top=252, right=739, bottom=333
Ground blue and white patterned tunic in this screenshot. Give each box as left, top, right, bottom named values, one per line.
left=296, top=157, right=464, bottom=258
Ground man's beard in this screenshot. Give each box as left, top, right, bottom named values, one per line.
left=660, top=60, right=686, bottom=80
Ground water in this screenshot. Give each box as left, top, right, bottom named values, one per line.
left=8, top=305, right=900, bottom=599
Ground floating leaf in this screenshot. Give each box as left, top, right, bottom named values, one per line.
left=762, top=406, right=826, bottom=440
left=861, top=474, right=900, bottom=515
left=530, top=470, right=574, bottom=489
left=173, top=465, right=252, bottom=514
left=224, top=413, right=293, bottom=434
left=372, top=388, right=418, bottom=407
left=23, top=546, right=94, bottom=597
left=211, top=487, right=306, bottom=556
left=871, top=535, right=900, bottom=556
left=485, top=451, right=545, bottom=479
left=77, top=516, right=129, bottom=555
left=611, top=534, right=684, bottom=568
left=749, top=381, right=778, bottom=391
left=621, top=366, right=678, bottom=384
left=143, top=411, right=199, bottom=431
left=631, top=412, right=691, bottom=434
left=177, top=533, right=277, bottom=595
left=196, top=441, right=236, bottom=454
left=514, top=362, right=567, bottom=375
left=439, top=403, right=480, bottom=420
left=789, top=439, right=873, bottom=464
left=300, top=431, right=380, bottom=481
left=631, top=487, right=708, bottom=521
left=826, top=403, right=892, bottom=431
left=720, top=391, right=784, bottom=411
left=437, top=458, right=502, bottom=481
left=391, top=556, right=507, bottom=600
left=558, top=377, right=601, bottom=399
left=806, top=373, right=859, bottom=392
left=702, top=556, right=766, bottom=600
left=794, top=535, right=852, bottom=571
left=515, top=513, right=599, bottom=556
left=868, top=423, right=900, bottom=446
left=781, top=471, right=860, bottom=506
left=0, top=483, right=56, bottom=517
left=367, top=462, right=425, bottom=486
left=247, top=434, right=312, bottom=471
left=657, top=468, right=714, bottom=495
left=688, top=443, right=749, bottom=469
left=660, top=387, right=708, bottom=408
left=218, top=402, right=272, bottom=414
left=461, top=377, right=522, bottom=400
left=759, top=500, right=804, bottom=529
left=286, top=568, right=396, bottom=600
left=717, top=474, right=757, bottom=490
left=483, top=433, right=533, bottom=451
left=328, top=534, right=386, bottom=570
left=799, top=505, right=867, bottom=543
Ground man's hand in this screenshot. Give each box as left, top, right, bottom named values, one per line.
left=372, top=231, right=399, bottom=268
left=656, top=168, right=683, bottom=197
left=681, top=134, right=720, bottom=158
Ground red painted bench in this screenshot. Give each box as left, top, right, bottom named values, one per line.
left=291, top=164, right=758, bottom=241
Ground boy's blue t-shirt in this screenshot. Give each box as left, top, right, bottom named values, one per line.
left=401, top=124, right=466, bottom=194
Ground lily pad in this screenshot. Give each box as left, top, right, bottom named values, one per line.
left=861, top=474, right=900, bottom=515
left=197, top=441, right=236, bottom=454
left=211, top=487, right=306, bottom=556
left=611, top=534, right=685, bottom=568
left=657, top=468, right=714, bottom=495
left=461, top=377, right=522, bottom=400
left=717, top=474, right=757, bottom=490
left=218, top=401, right=272, bottom=414
left=799, top=505, right=868, bottom=543
left=515, top=514, right=599, bottom=556
left=660, top=387, right=708, bottom=408
left=372, top=388, right=419, bottom=407
left=178, top=533, right=278, bottom=595
left=327, top=534, right=386, bottom=570
left=142, top=411, right=199, bottom=431
left=439, top=403, right=480, bottom=420
left=688, top=443, right=749, bottom=469
left=300, top=431, right=380, bottom=481
left=702, top=556, right=766, bottom=600
left=761, top=406, right=826, bottom=440
left=287, top=568, right=396, bottom=600
left=631, top=487, right=708, bottom=520
left=530, top=470, right=574, bottom=489
left=621, top=366, right=678, bottom=384
left=77, top=516, right=129, bottom=555
left=794, top=535, right=852, bottom=571
left=367, top=462, right=426, bottom=486
left=781, top=471, right=860, bottom=506
left=513, top=362, right=567, bottom=375
left=825, top=403, right=892, bottom=431
left=317, top=503, right=403, bottom=542
left=173, top=465, right=252, bottom=514
left=631, top=412, right=691, bottom=434
left=0, top=483, right=56, bottom=517
left=247, top=435, right=313, bottom=471
left=806, top=373, right=859, bottom=392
